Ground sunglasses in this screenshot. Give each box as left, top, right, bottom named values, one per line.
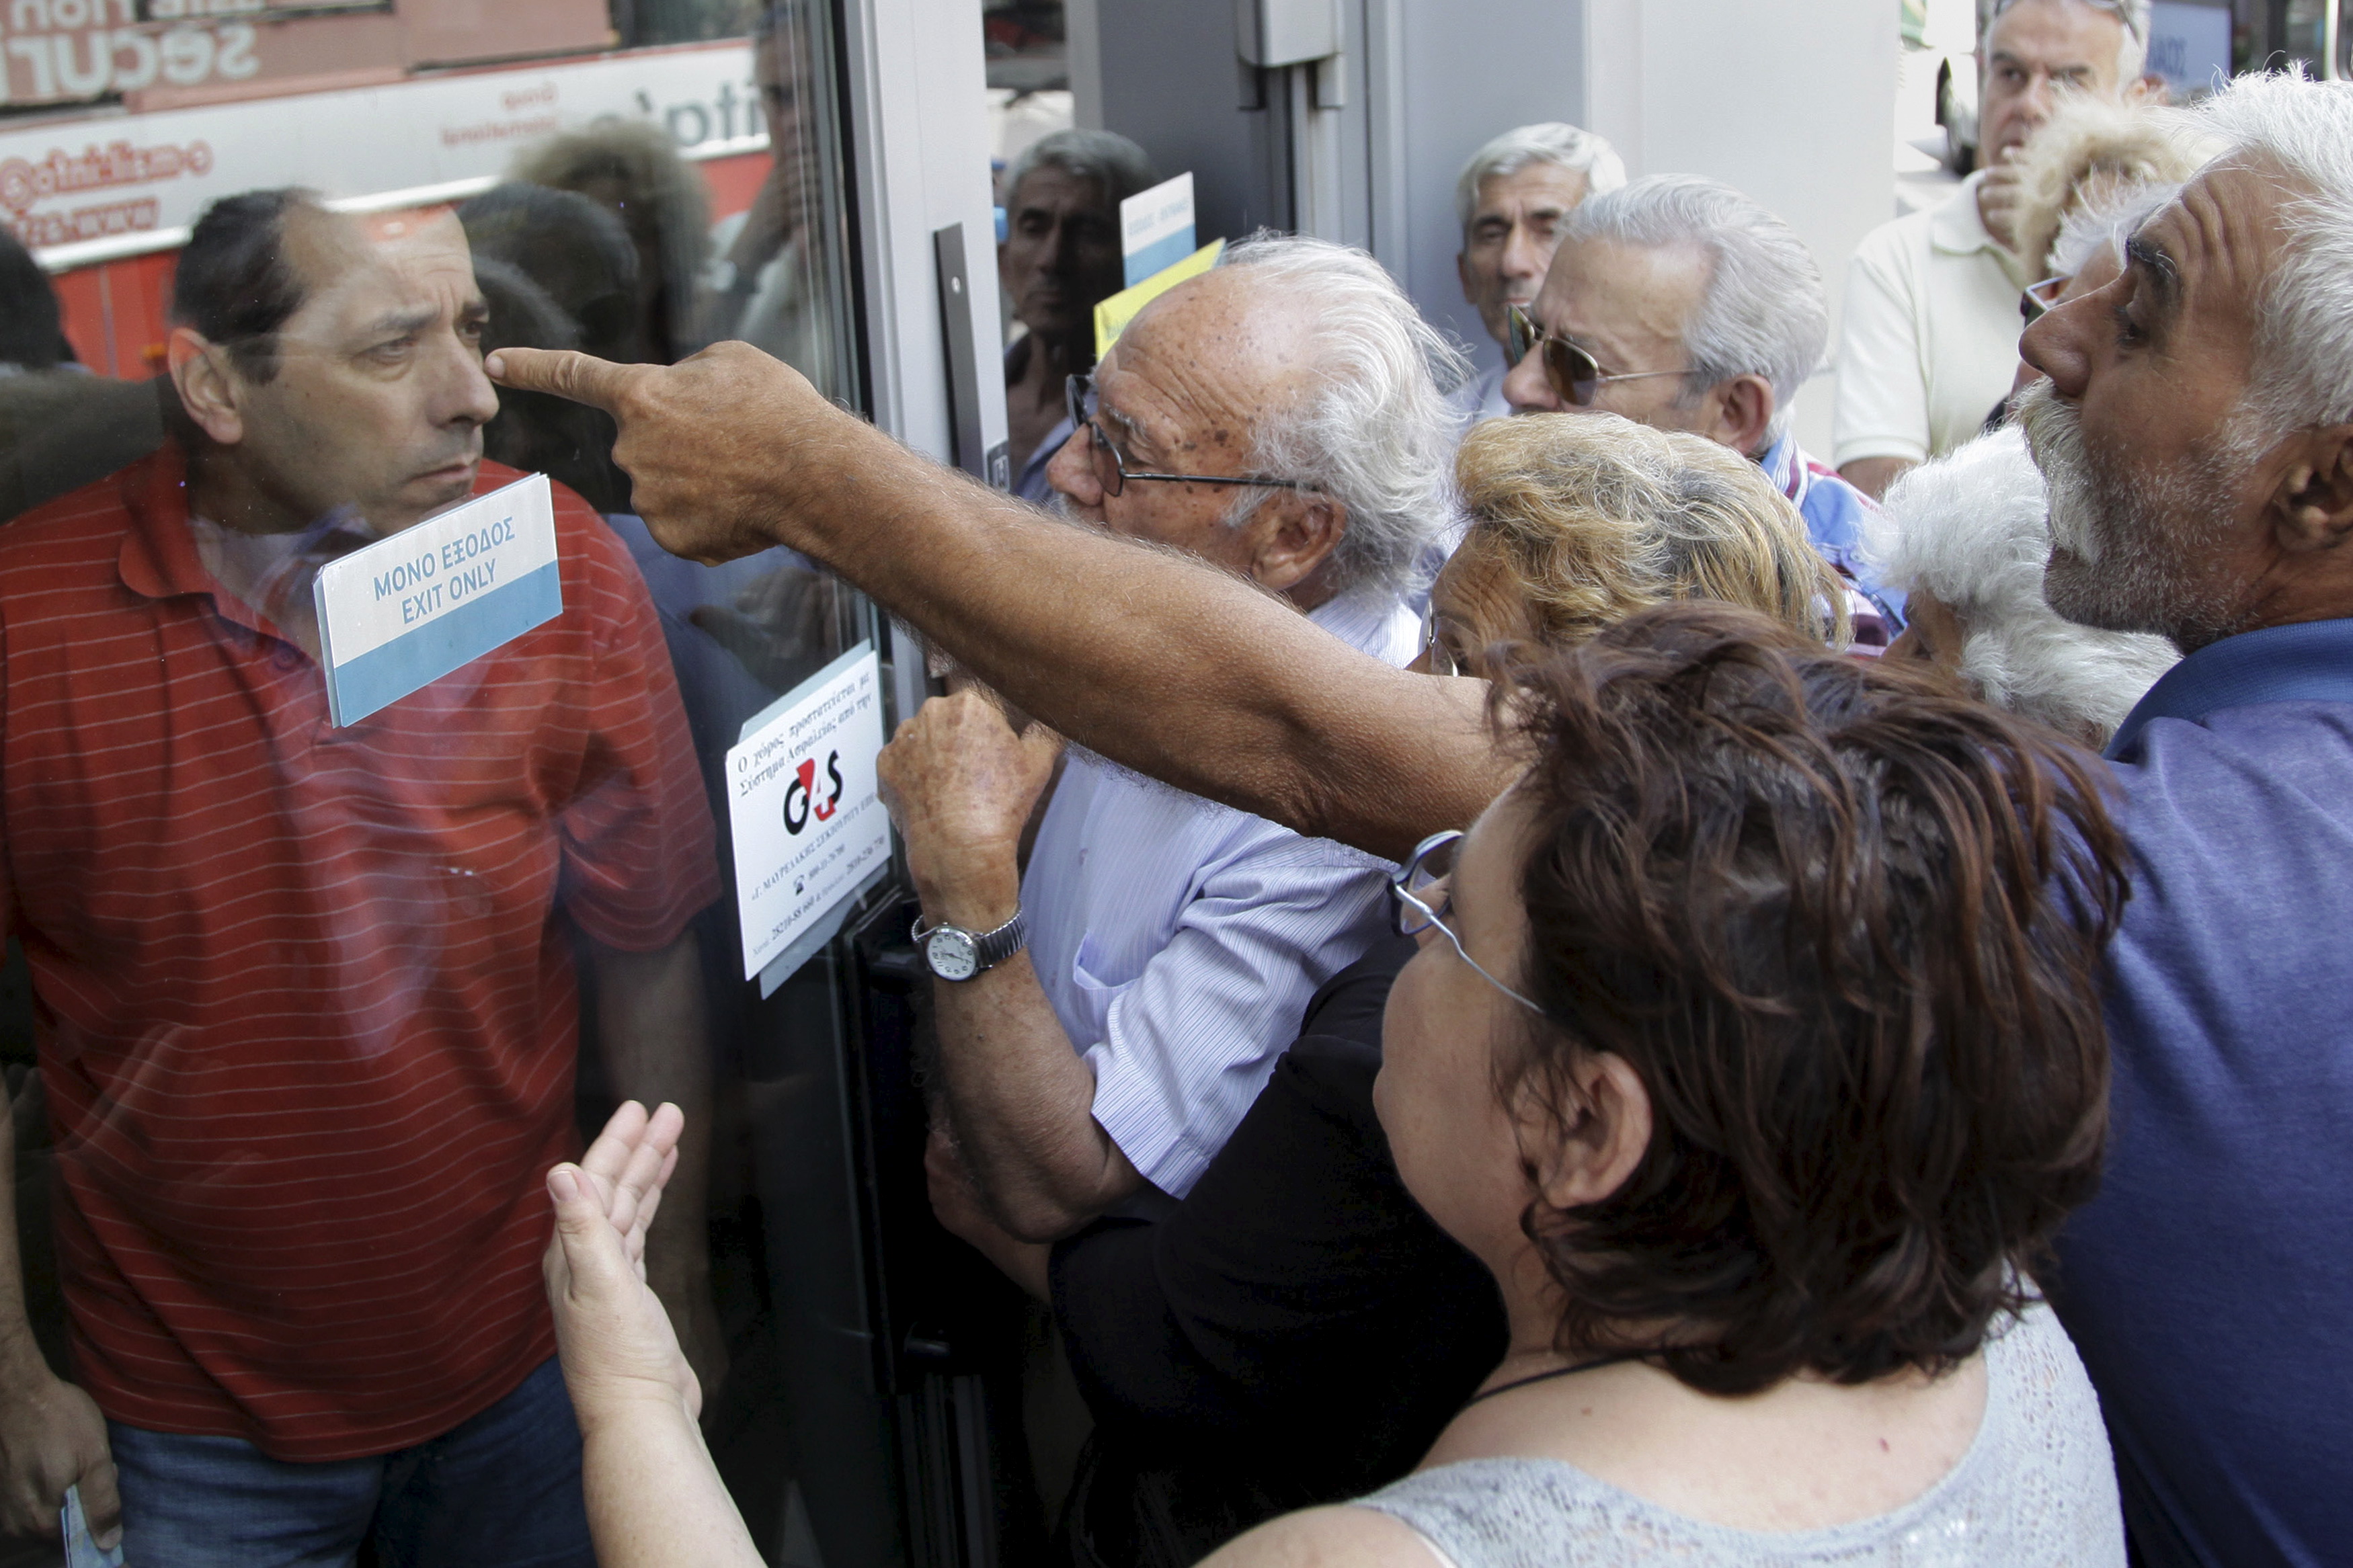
left=1065, top=374, right=1312, bottom=499
left=1388, top=830, right=1543, bottom=1014
left=1506, top=304, right=1689, bottom=407
left=2020, top=275, right=2070, bottom=325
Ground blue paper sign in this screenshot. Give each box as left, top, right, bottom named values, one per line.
left=311, top=473, right=563, bottom=727
left=1121, top=172, right=1196, bottom=288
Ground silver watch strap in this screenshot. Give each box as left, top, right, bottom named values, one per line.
left=970, top=907, right=1027, bottom=970
left=910, top=907, right=1028, bottom=973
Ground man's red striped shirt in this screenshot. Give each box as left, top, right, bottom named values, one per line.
left=3, top=450, right=719, bottom=1460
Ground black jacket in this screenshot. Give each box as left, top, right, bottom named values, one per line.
left=1048, top=935, right=1508, bottom=1564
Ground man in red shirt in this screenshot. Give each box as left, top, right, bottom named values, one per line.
left=0, top=190, right=719, bottom=1567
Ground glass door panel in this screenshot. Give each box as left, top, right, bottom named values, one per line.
left=0, top=2, right=912, bottom=1563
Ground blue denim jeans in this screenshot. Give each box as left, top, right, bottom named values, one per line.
left=107, top=1358, right=595, bottom=1568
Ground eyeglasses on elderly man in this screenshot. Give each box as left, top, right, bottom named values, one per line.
left=1064, top=371, right=1318, bottom=497
left=1505, top=302, right=1688, bottom=408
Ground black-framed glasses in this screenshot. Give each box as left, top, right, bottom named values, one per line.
left=2020, top=274, right=2070, bottom=325
left=1506, top=304, right=1689, bottom=408
left=1065, top=373, right=1313, bottom=498
left=1388, top=830, right=1543, bottom=1014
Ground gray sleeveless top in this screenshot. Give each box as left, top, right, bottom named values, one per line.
left=1357, top=1304, right=2124, bottom=1567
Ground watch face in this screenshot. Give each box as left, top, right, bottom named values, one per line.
left=926, top=927, right=980, bottom=982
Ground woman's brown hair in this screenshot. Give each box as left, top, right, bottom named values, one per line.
left=1498, top=603, right=2128, bottom=1395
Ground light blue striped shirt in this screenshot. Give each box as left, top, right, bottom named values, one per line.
left=1020, top=585, right=1422, bottom=1198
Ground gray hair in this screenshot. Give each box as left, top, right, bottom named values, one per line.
left=1866, top=427, right=2177, bottom=742
left=1564, top=175, right=1823, bottom=448
left=2046, top=176, right=2180, bottom=278
left=1453, top=122, right=1628, bottom=233
left=1004, top=128, right=1160, bottom=213
left=1211, top=233, right=1470, bottom=597
left=1985, top=0, right=2151, bottom=81
left=2192, top=70, right=2353, bottom=438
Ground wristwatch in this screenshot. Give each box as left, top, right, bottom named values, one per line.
left=912, top=907, right=1028, bottom=982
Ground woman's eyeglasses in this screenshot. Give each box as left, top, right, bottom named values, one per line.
left=2020, top=275, right=2070, bottom=324
left=1388, top=830, right=1544, bottom=1014
left=1065, top=373, right=1313, bottom=499
left=1506, top=304, right=1689, bottom=408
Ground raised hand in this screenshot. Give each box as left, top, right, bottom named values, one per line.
left=1977, top=145, right=2030, bottom=255
left=542, top=1101, right=699, bottom=1430
left=876, top=692, right=1064, bottom=927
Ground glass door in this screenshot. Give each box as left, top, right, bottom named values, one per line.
left=0, top=1, right=932, bottom=1563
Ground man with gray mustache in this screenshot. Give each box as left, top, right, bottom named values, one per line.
left=2005, top=73, right=2353, bottom=1568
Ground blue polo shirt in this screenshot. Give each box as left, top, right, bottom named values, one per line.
left=2051, top=616, right=2353, bottom=1568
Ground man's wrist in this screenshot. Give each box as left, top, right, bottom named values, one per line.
left=0, top=1325, right=56, bottom=1391
left=915, top=858, right=1021, bottom=933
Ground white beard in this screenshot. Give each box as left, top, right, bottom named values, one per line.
left=2013, top=379, right=2255, bottom=649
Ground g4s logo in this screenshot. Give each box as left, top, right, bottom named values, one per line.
left=784, top=750, right=845, bottom=835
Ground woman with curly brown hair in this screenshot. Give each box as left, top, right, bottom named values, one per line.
left=1204, top=602, right=2132, bottom=1567
left=537, top=604, right=2132, bottom=1568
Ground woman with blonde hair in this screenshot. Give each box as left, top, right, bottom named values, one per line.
left=1420, top=413, right=1851, bottom=678
left=2007, top=97, right=2219, bottom=290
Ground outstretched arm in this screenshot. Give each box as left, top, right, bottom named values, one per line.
left=486, top=345, right=1508, bottom=862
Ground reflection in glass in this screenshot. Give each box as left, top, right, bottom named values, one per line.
left=1, top=1, right=891, bottom=1563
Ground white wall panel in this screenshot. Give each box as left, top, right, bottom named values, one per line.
left=1580, top=0, right=1898, bottom=454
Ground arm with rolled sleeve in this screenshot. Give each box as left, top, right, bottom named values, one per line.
left=1833, top=234, right=1934, bottom=472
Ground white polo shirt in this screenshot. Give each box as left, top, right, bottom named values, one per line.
left=1833, top=171, right=2034, bottom=469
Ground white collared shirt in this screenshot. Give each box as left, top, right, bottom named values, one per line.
left=1020, top=585, right=1421, bottom=1198
left=1833, top=171, right=2033, bottom=469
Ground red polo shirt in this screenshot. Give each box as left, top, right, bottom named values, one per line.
left=3, top=450, right=719, bottom=1459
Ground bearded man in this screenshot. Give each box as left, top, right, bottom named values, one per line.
left=1999, top=71, right=2353, bottom=1568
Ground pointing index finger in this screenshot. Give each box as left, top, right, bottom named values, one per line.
left=484, top=346, right=643, bottom=414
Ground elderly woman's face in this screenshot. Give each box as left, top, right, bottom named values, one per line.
left=1412, top=535, right=1540, bottom=677
left=1373, top=790, right=1545, bottom=1269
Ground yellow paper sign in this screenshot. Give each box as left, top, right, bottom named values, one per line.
left=1092, top=239, right=1225, bottom=360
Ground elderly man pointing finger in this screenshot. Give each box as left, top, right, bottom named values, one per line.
left=881, top=235, right=1463, bottom=1242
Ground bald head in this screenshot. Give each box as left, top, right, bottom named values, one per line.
left=1045, top=234, right=1463, bottom=603
left=1103, top=267, right=1322, bottom=478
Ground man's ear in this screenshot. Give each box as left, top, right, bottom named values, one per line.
left=1248, top=491, right=1346, bottom=595
left=1457, top=249, right=1474, bottom=300
left=1513, top=1052, right=1652, bottom=1214
left=167, top=327, right=245, bottom=447
left=1708, top=373, right=1778, bottom=458
left=2267, top=424, right=2353, bottom=554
